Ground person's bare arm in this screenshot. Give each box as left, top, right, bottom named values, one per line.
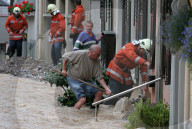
left=61, top=59, right=67, bottom=77
left=99, top=78, right=111, bottom=95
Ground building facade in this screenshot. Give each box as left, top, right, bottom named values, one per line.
left=11, top=0, right=192, bottom=128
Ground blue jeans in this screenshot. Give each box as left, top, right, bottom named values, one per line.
left=51, top=42, right=62, bottom=66
left=9, top=39, right=23, bottom=58
left=67, top=76, right=99, bottom=101
left=104, top=77, right=134, bottom=105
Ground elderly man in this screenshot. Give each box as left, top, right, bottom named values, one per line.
left=61, top=45, right=111, bottom=109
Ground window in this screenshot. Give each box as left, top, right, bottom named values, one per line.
left=149, top=0, right=156, bottom=69
left=47, top=0, right=56, bottom=4
left=60, top=0, right=65, bottom=14
left=122, top=0, right=131, bottom=45
left=100, top=0, right=114, bottom=67
left=100, top=0, right=113, bottom=31
left=160, top=0, right=173, bottom=85
left=134, top=0, right=148, bottom=40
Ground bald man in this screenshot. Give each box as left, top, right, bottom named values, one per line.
left=61, top=45, right=111, bottom=109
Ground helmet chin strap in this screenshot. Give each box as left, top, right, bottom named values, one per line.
left=52, top=10, right=60, bottom=15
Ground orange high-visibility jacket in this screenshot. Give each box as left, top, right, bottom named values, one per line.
left=49, top=13, right=65, bottom=44
left=106, top=43, right=148, bottom=85
left=5, top=14, right=28, bottom=40
left=70, top=5, right=85, bottom=34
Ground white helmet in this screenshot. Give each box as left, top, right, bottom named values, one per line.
left=47, top=4, right=58, bottom=13
left=139, top=38, right=151, bottom=51
left=13, top=7, right=21, bottom=14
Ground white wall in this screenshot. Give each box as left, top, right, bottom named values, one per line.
left=113, top=0, right=123, bottom=52
left=91, top=0, right=101, bottom=38
left=0, top=16, right=9, bottom=43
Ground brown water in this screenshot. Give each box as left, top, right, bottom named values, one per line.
left=0, top=74, right=127, bottom=129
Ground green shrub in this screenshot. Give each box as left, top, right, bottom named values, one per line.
left=125, top=99, right=170, bottom=129
left=57, top=89, right=76, bottom=107
left=125, top=99, right=146, bottom=129
left=44, top=70, right=75, bottom=107
left=140, top=99, right=169, bottom=128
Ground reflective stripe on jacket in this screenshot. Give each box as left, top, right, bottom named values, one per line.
left=49, top=13, right=65, bottom=44
left=70, top=5, right=85, bottom=34
left=5, top=14, right=28, bottom=40
left=106, top=43, right=147, bottom=85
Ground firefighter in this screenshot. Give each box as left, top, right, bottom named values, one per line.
left=47, top=4, right=66, bottom=66
left=69, top=0, right=85, bottom=46
left=105, top=38, right=151, bottom=105
left=5, top=7, right=28, bottom=58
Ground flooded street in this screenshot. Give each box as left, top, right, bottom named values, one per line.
left=0, top=74, right=127, bottom=129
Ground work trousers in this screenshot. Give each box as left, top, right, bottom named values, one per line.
left=72, top=33, right=79, bottom=46
left=51, top=42, right=62, bottom=66
left=104, top=77, right=134, bottom=105
left=9, top=39, right=23, bottom=58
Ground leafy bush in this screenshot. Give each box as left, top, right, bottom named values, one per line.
left=44, top=70, right=75, bottom=107
left=125, top=99, right=170, bottom=129
left=125, top=99, right=146, bottom=129
left=140, top=100, right=169, bottom=128
left=57, top=89, right=76, bottom=107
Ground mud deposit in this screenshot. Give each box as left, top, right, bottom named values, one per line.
left=0, top=74, right=127, bottom=129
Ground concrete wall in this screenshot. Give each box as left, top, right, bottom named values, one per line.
left=64, top=0, right=74, bottom=53
left=112, top=0, right=123, bottom=52
left=91, top=0, right=101, bottom=39
left=0, top=7, right=10, bottom=60
left=169, top=55, right=189, bottom=129
left=169, top=0, right=192, bottom=128
left=0, top=16, right=9, bottom=43
left=25, top=15, right=37, bottom=59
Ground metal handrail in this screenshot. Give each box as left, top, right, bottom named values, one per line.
left=92, top=77, right=162, bottom=106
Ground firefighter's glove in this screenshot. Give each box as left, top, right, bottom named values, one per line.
left=49, top=33, right=53, bottom=38
left=55, top=32, right=61, bottom=38
left=9, top=32, right=13, bottom=36
left=19, top=30, right=24, bottom=35
left=144, top=61, right=151, bottom=68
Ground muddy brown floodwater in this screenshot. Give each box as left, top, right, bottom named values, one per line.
left=0, top=74, right=127, bottom=129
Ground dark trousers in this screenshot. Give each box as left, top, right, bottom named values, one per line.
left=72, top=33, right=79, bottom=46
left=9, top=39, right=23, bottom=58
left=51, top=42, right=62, bottom=66
left=104, top=77, right=134, bottom=105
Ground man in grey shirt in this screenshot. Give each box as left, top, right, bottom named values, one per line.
left=61, top=45, right=111, bottom=109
